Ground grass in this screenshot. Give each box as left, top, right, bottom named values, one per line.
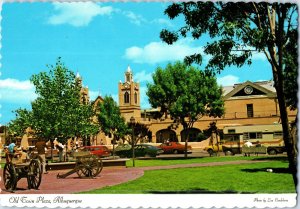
left=81, top=160, right=295, bottom=194
left=125, top=155, right=288, bottom=167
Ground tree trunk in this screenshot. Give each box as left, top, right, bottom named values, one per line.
left=132, top=146, right=135, bottom=167
left=272, top=6, right=297, bottom=188
left=132, top=130, right=135, bottom=167
left=184, top=129, right=189, bottom=158
left=51, top=140, right=54, bottom=162
left=273, top=70, right=297, bottom=187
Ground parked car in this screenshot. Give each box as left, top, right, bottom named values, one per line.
left=158, top=142, right=192, bottom=154
left=115, top=144, right=163, bottom=158
left=79, top=145, right=111, bottom=158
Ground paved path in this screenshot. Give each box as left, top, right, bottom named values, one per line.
left=0, top=160, right=268, bottom=194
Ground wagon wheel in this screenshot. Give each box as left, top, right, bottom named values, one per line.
left=27, top=159, right=42, bottom=189
left=76, top=155, right=103, bottom=178
left=34, top=155, right=44, bottom=173
left=3, top=162, right=17, bottom=191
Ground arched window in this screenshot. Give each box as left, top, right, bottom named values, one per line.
left=134, top=92, right=138, bottom=104
left=124, top=92, right=130, bottom=104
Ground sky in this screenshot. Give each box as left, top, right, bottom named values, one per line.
left=0, top=2, right=273, bottom=125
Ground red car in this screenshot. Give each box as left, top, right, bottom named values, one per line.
left=158, top=142, right=192, bottom=154
left=80, top=145, right=111, bottom=158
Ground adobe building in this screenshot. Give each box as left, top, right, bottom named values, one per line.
left=112, top=66, right=297, bottom=144
left=1, top=66, right=297, bottom=148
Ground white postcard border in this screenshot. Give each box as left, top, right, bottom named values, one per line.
left=0, top=194, right=297, bottom=208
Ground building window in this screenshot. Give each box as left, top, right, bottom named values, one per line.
left=228, top=129, right=236, bottom=134
left=243, top=132, right=262, bottom=140
left=124, top=92, right=130, bottom=104
left=134, top=92, right=137, bottom=104
left=247, top=104, right=254, bottom=117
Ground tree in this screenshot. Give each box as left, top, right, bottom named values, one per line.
left=30, top=58, right=80, bottom=145
left=147, top=61, right=224, bottom=157
left=127, top=119, right=150, bottom=167
left=28, top=58, right=97, bottom=160
left=160, top=2, right=298, bottom=186
left=97, top=96, right=129, bottom=157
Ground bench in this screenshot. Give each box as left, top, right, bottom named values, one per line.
left=242, top=146, right=267, bottom=156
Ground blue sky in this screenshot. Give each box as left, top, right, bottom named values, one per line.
left=0, top=2, right=273, bottom=124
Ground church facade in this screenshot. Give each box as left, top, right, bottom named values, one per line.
left=109, top=66, right=297, bottom=144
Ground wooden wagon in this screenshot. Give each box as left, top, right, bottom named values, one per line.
left=57, top=151, right=103, bottom=179
left=2, top=149, right=42, bottom=192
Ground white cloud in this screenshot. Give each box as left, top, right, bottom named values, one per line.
left=124, top=39, right=203, bottom=64
left=0, top=79, right=37, bottom=104
left=217, top=75, right=240, bottom=86
left=122, top=11, right=146, bottom=26
left=134, top=71, right=153, bottom=83
left=48, top=2, right=113, bottom=27
left=0, top=78, right=33, bottom=90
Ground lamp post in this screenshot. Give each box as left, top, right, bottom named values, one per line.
left=130, top=116, right=135, bottom=167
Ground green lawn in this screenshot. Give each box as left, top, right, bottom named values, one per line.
left=125, top=155, right=287, bottom=167
left=82, top=158, right=295, bottom=194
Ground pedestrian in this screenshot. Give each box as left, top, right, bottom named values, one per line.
left=243, top=140, right=253, bottom=157
left=255, top=141, right=262, bottom=147
left=56, top=142, right=64, bottom=162
left=35, top=139, right=48, bottom=174
left=8, top=140, right=16, bottom=154
left=6, top=140, right=21, bottom=162
left=244, top=140, right=253, bottom=147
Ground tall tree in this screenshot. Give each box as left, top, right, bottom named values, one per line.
left=147, top=61, right=224, bottom=157
left=30, top=58, right=81, bottom=145
left=127, top=120, right=150, bottom=167
left=97, top=96, right=129, bottom=156
left=28, top=58, right=98, bottom=159
left=160, top=2, right=298, bottom=186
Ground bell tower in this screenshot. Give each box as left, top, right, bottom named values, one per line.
left=76, top=72, right=89, bottom=104
left=118, top=66, right=141, bottom=122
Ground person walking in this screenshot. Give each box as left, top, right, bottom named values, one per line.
left=56, top=142, right=64, bottom=162
left=35, top=139, right=48, bottom=174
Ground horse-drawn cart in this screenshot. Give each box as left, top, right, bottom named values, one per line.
left=3, top=150, right=42, bottom=192
left=57, top=151, right=103, bottom=179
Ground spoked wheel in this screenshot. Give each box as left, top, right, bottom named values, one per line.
left=30, top=153, right=44, bottom=173
left=3, top=162, right=17, bottom=191
left=27, top=159, right=42, bottom=189
left=76, top=155, right=103, bottom=178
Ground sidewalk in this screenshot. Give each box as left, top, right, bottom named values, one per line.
left=0, top=160, right=268, bottom=194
